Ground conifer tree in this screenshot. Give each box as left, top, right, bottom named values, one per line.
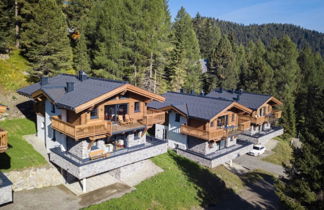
left=0, top=0, right=15, bottom=52
left=61, top=0, right=92, bottom=72
left=276, top=86, right=324, bottom=209
left=192, top=13, right=221, bottom=58
left=169, top=7, right=201, bottom=93
left=20, top=0, right=73, bottom=81
left=207, top=35, right=237, bottom=89
left=267, top=36, right=300, bottom=136
left=241, top=40, right=273, bottom=94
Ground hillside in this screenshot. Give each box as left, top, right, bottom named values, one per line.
left=194, top=17, right=324, bottom=56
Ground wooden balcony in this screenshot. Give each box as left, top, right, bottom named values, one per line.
left=52, top=116, right=112, bottom=140
left=140, top=111, right=165, bottom=127
left=240, top=115, right=265, bottom=125
left=273, top=110, right=282, bottom=119
left=0, top=128, right=8, bottom=153
left=180, top=125, right=226, bottom=141
left=238, top=120, right=251, bottom=131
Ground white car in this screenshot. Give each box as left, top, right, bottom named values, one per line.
left=248, top=145, right=266, bottom=156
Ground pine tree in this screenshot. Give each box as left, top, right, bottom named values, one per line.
left=267, top=36, right=300, bottom=136
left=0, top=0, right=15, bottom=53
left=207, top=35, right=237, bottom=89
left=192, top=13, right=221, bottom=58
left=241, top=40, right=273, bottom=94
left=20, top=0, right=73, bottom=81
left=168, top=7, right=201, bottom=93
left=60, top=0, right=93, bottom=72
left=276, top=87, right=324, bottom=209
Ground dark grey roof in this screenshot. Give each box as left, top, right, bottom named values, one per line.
left=206, top=88, right=271, bottom=110
left=148, top=92, right=234, bottom=121
left=17, top=74, right=126, bottom=110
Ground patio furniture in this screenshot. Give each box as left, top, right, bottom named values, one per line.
left=106, top=144, right=114, bottom=153
left=118, top=115, right=127, bottom=125
left=125, top=114, right=134, bottom=124
left=89, top=149, right=107, bottom=160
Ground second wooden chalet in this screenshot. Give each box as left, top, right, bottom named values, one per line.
left=17, top=71, right=167, bottom=192
left=207, top=88, right=283, bottom=144
left=148, top=92, right=254, bottom=168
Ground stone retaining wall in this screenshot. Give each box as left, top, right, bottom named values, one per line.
left=177, top=143, right=253, bottom=168
left=239, top=128, right=284, bottom=145
left=4, top=165, right=64, bottom=191
left=0, top=172, right=12, bottom=205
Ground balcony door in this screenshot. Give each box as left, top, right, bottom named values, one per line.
left=104, top=104, right=128, bottom=123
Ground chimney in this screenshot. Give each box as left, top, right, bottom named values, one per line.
left=78, top=70, right=88, bottom=81
left=200, top=90, right=205, bottom=96
left=219, top=87, right=223, bottom=93
left=190, top=90, right=195, bottom=95
left=180, top=88, right=184, bottom=93
left=40, top=77, right=48, bottom=86
left=66, top=82, right=74, bottom=93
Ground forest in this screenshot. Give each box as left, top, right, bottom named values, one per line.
left=0, top=0, right=323, bottom=209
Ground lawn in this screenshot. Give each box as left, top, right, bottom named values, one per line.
left=87, top=150, right=245, bottom=210
left=262, top=137, right=293, bottom=166
left=0, top=50, right=30, bottom=91
left=0, top=118, right=47, bottom=172
left=211, top=165, right=244, bottom=193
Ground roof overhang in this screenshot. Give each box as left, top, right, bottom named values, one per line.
left=74, top=84, right=165, bottom=113
left=259, top=96, right=283, bottom=109
left=152, top=105, right=187, bottom=118
left=210, top=102, right=253, bottom=122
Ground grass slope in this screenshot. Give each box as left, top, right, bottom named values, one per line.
left=0, top=50, right=29, bottom=90
left=0, top=118, right=47, bottom=171
left=262, top=138, right=293, bottom=166
left=87, top=151, right=249, bottom=210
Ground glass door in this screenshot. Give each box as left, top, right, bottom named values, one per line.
left=105, top=104, right=128, bottom=123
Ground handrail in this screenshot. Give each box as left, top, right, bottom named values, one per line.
left=51, top=116, right=112, bottom=140
left=141, top=111, right=165, bottom=126
left=180, top=125, right=225, bottom=141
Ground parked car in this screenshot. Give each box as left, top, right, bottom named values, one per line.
left=248, top=145, right=266, bottom=156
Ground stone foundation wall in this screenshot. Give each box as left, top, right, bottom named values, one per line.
left=3, top=166, right=64, bottom=191
left=50, top=142, right=167, bottom=179
left=108, top=160, right=145, bottom=180
left=68, top=139, right=90, bottom=159
left=177, top=143, right=253, bottom=168
left=239, top=128, right=284, bottom=145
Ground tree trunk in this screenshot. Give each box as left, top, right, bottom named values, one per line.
left=15, top=0, right=19, bottom=48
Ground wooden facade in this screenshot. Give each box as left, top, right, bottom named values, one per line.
left=0, top=105, right=8, bottom=153
left=177, top=103, right=252, bottom=141
left=50, top=88, right=166, bottom=141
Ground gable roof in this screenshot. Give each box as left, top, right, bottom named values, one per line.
left=206, top=88, right=282, bottom=110
left=148, top=92, right=251, bottom=121
left=17, top=73, right=164, bottom=113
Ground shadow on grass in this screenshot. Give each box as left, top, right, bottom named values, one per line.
left=0, top=152, right=11, bottom=170
left=169, top=151, right=256, bottom=209
left=240, top=171, right=280, bottom=210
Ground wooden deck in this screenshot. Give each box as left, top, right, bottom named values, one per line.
left=112, top=122, right=145, bottom=134
left=140, top=111, right=165, bottom=126
left=181, top=125, right=226, bottom=141
left=52, top=116, right=113, bottom=140
left=0, top=128, right=8, bottom=153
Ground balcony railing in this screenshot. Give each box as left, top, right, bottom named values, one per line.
left=239, top=120, right=251, bottom=131
left=140, top=111, right=165, bottom=126
left=0, top=128, right=8, bottom=153
left=272, top=110, right=282, bottom=119
left=51, top=116, right=112, bottom=140
left=180, top=125, right=226, bottom=141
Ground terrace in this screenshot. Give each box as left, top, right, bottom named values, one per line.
left=49, top=136, right=167, bottom=179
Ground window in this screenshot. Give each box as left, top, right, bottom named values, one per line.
left=52, top=129, right=56, bottom=141
left=134, top=102, right=140, bottom=113
left=217, top=115, right=228, bottom=128
left=51, top=103, right=55, bottom=113
left=175, top=113, right=180, bottom=122
left=232, top=114, right=235, bottom=122
left=90, top=107, right=98, bottom=119
left=210, top=121, right=214, bottom=127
